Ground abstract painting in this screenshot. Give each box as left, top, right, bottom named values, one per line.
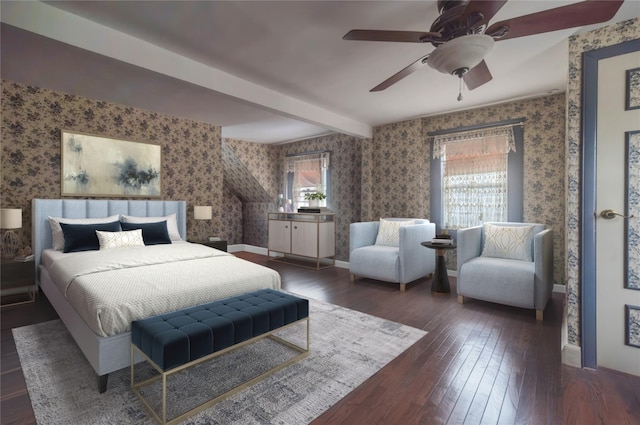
left=61, top=131, right=161, bottom=197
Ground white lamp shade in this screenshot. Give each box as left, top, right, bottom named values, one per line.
left=194, top=206, right=212, bottom=220
left=428, top=34, right=494, bottom=75
left=0, top=208, right=22, bottom=229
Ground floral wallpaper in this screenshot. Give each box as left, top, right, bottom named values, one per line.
left=565, top=18, right=640, bottom=348
left=222, top=139, right=280, bottom=247
left=364, top=119, right=429, bottom=221
left=1, top=80, right=223, bottom=246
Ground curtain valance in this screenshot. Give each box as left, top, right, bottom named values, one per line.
left=286, top=152, right=330, bottom=173
left=432, top=126, right=516, bottom=159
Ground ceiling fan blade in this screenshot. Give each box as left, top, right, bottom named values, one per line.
left=463, top=60, right=492, bottom=90
left=461, top=0, right=508, bottom=27
left=370, top=54, right=430, bottom=92
left=486, top=0, right=624, bottom=41
left=343, top=29, right=441, bottom=43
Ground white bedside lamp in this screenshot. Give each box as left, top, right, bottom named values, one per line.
left=194, top=206, right=212, bottom=241
left=1, top=208, right=22, bottom=258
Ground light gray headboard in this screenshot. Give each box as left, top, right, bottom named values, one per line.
left=32, top=199, right=187, bottom=285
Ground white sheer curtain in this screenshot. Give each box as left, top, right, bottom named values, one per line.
left=433, top=126, right=515, bottom=229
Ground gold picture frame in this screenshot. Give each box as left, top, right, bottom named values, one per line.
left=61, top=130, right=161, bottom=197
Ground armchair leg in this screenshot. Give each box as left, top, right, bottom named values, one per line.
left=458, top=295, right=466, bottom=304
left=536, top=309, right=544, bottom=321
left=400, top=283, right=406, bottom=292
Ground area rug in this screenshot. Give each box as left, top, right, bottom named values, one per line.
left=13, top=297, right=426, bottom=425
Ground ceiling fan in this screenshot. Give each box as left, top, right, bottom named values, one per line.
left=343, top=0, right=624, bottom=99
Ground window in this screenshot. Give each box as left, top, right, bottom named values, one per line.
left=285, top=152, right=330, bottom=211
left=430, top=124, right=523, bottom=230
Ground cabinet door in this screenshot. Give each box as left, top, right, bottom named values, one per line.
left=291, top=221, right=318, bottom=258
left=268, top=220, right=291, bottom=253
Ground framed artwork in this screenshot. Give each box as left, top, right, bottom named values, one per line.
left=625, top=305, right=640, bottom=349
left=61, top=130, right=161, bottom=197
left=626, top=67, right=640, bottom=111
left=625, top=131, right=639, bottom=290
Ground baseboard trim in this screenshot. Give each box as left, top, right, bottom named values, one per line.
left=228, top=244, right=348, bottom=269
left=562, top=343, right=582, bottom=368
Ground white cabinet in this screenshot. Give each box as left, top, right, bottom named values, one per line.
left=268, top=212, right=335, bottom=269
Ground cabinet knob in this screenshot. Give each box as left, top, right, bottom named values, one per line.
left=294, top=226, right=298, bottom=229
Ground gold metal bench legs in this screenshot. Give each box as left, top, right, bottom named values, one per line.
left=131, top=317, right=310, bottom=425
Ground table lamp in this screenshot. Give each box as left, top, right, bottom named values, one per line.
left=1, top=208, right=22, bottom=258
left=194, top=206, right=212, bottom=242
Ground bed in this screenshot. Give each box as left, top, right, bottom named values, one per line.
left=32, top=199, right=281, bottom=392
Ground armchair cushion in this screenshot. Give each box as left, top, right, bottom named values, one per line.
left=481, top=223, right=535, bottom=261
left=375, top=218, right=414, bottom=247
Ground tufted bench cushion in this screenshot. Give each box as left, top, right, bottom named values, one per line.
left=131, top=288, right=309, bottom=371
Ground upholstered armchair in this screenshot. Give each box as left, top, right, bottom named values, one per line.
left=456, top=222, right=554, bottom=320
left=349, top=218, right=436, bottom=291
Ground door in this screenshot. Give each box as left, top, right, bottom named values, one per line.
left=595, top=51, right=640, bottom=376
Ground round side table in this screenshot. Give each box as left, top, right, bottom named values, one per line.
left=421, top=242, right=457, bottom=294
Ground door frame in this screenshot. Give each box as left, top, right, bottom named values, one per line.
left=581, top=39, right=640, bottom=368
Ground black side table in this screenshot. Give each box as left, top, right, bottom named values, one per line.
left=188, top=240, right=228, bottom=252
left=1, top=258, right=36, bottom=307
left=421, top=242, right=457, bottom=294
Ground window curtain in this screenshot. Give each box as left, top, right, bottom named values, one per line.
left=433, top=126, right=515, bottom=229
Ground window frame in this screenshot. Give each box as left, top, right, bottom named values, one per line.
left=430, top=124, right=524, bottom=232
left=284, top=152, right=331, bottom=211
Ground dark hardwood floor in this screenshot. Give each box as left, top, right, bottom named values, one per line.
left=2, top=251, right=639, bottom=424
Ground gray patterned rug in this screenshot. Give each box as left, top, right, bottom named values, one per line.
left=13, top=297, right=426, bottom=425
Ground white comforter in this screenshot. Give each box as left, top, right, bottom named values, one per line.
left=46, top=243, right=281, bottom=337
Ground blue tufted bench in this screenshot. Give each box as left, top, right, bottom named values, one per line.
left=130, top=289, right=309, bottom=425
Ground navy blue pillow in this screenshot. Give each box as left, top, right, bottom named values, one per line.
left=60, top=221, right=121, bottom=253
left=120, top=221, right=171, bottom=245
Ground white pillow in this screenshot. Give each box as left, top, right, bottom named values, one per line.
left=121, top=213, right=182, bottom=241
left=49, top=215, right=120, bottom=251
left=96, top=229, right=144, bottom=250
left=481, top=223, right=535, bottom=261
left=374, top=218, right=414, bottom=247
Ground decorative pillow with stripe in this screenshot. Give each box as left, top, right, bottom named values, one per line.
left=96, top=229, right=145, bottom=250
left=481, top=223, right=535, bottom=261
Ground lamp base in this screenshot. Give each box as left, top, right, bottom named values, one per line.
left=2, top=230, right=19, bottom=258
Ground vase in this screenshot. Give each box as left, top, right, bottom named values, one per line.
left=309, top=200, right=319, bottom=207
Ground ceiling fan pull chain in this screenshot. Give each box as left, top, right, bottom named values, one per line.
left=457, top=77, right=463, bottom=102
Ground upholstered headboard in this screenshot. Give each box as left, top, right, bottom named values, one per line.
left=31, top=199, right=187, bottom=285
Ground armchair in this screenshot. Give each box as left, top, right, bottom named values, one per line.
left=456, top=222, right=554, bottom=320
left=349, top=218, right=436, bottom=292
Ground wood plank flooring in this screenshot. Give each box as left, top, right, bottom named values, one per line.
left=2, top=251, right=639, bottom=424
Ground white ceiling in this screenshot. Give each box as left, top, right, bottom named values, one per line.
left=1, top=1, right=638, bottom=144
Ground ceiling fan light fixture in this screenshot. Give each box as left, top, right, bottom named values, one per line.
left=427, top=34, right=494, bottom=76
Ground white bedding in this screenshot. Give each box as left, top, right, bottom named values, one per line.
left=44, top=243, right=281, bottom=337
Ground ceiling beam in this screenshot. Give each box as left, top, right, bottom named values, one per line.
left=1, top=1, right=372, bottom=139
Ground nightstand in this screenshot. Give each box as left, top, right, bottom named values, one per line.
left=188, top=240, right=228, bottom=252
left=1, top=258, right=36, bottom=307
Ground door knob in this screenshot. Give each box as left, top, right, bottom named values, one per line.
left=599, top=209, right=634, bottom=220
